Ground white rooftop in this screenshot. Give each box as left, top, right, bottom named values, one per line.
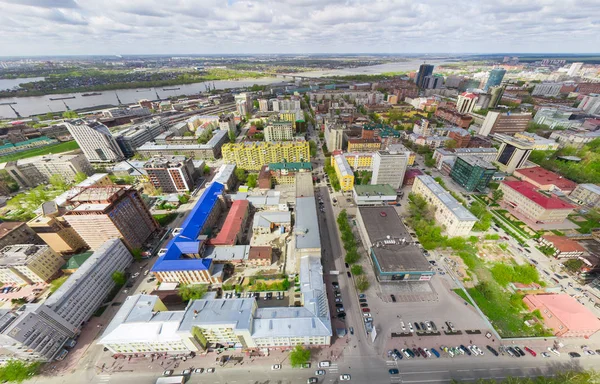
left=416, top=175, right=477, bottom=222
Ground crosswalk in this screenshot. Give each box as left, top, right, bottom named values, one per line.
left=386, top=360, right=398, bottom=366
left=328, top=363, right=339, bottom=374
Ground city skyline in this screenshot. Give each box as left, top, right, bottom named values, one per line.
left=0, top=0, right=599, bottom=56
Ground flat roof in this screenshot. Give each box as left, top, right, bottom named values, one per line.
left=295, top=172, right=314, bottom=198
left=358, top=206, right=431, bottom=273
left=458, top=155, right=497, bottom=170
left=253, top=211, right=291, bottom=229
left=0, top=245, right=49, bottom=267
left=578, top=184, right=600, bottom=195
left=334, top=154, right=353, bottom=178
left=502, top=181, right=575, bottom=210
left=415, top=175, right=477, bottom=221
left=354, top=184, right=397, bottom=197
left=295, top=197, right=321, bottom=250
left=178, top=298, right=254, bottom=332
left=212, top=164, right=236, bottom=185
left=514, top=167, right=577, bottom=191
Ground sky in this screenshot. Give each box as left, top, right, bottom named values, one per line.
left=0, top=0, right=598, bottom=56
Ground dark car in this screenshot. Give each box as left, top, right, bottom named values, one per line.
left=514, top=346, right=526, bottom=357
left=507, top=347, right=520, bottom=357
left=390, top=294, right=396, bottom=302
left=349, top=327, right=354, bottom=335
left=393, top=349, right=403, bottom=360
left=414, top=322, right=421, bottom=331
left=486, top=345, right=499, bottom=356
left=460, top=345, right=472, bottom=356
left=360, top=303, right=368, bottom=307
left=332, top=282, right=339, bottom=288
left=430, top=321, right=437, bottom=331
left=389, top=369, right=399, bottom=374
left=359, top=299, right=367, bottom=303
left=406, top=348, right=415, bottom=358
left=335, top=303, right=344, bottom=308
left=418, top=348, right=427, bottom=358
left=337, top=313, right=346, bottom=319
left=569, top=352, right=581, bottom=358
left=345, top=263, right=350, bottom=268
left=412, top=348, right=419, bottom=357
left=420, top=322, right=427, bottom=331
left=347, top=271, right=351, bottom=278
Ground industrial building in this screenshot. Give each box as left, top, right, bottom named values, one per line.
left=222, top=141, right=310, bottom=171
left=450, top=156, right=497, bottom=192
left=144, top=156, right=196, bottom=193
left=0, top=244, right=63, bottom=285
left=356, top=206, right=432, bottom=282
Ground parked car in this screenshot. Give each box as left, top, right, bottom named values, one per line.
left=430, top=348, right=440, bottom=358
left=414, top=322, right=421, bottom=331
left=359, top=299, right=367, bottom=303
left=163, top=370, right=174, bottom=376
left=335, top=303, right=343, bottom=308
left=315, top=370, right=326, bottom=375
left=430, top=321, right=437, bottom=331
left=514, top=346, right=526, bottom=357
left=340, top=374, right=351, bottom=381
left=524, top=347, right=537, bottom=357
left=362, top=308, right=370, bottom=312
left=194, top=368, right=204, bottom=373
left=390, top=294, right=396, bottom=302
left=349, top=327, right=354, bottom=335
left=347, top=271, right=351, bottom=278
left=460, top=345, right=472, bottom=356
left=569, top=352, right=581, bottom=358
left=486, top=345, right=499, bottom=356
left=389, top=369, right=399, bottom=374
left=307, top=378, right=318, bottom=384
left=271, top=364, right=281, bottom=370
left=360, top=303, right=368, bottom=308
left=548, top=347, right=560, bottom=356
left=418, top=348, right=427, bottom=358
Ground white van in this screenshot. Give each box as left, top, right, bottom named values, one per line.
left=318, top=361, right=331, bottom=368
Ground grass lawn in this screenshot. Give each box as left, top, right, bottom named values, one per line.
left=569, top=214, right=600, bottom=234
left=452, top=288, right=474, bottom=306
left=0, top=141, right=79, bottom=163
left=491, top=210, right=531, bottom=240
left=153, top=213, right=178, bottom=227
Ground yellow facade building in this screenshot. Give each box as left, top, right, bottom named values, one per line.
left=347, top=138, right=381, bottom=153
left=332, top=154, right=355, bottom=192
left=343, top=152, right=374, bottom=170
left=222, top=141, right=310, bottom=171
left=0, top=244, right=64, bottom=285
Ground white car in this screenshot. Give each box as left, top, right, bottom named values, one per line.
left=363, top=313, right=371, bottom=318
left=402, top=349, right=411, bottom=358
left=408, top=323, right=414, bottom=332
left=400, top=321, right=405, bottom=331
left=548, top=347, right=560, bottom=356
left=469, top=346, right=479, bottom=356
left=271, top=364, right=281, bottom=370
left=340, top=374, right=351, bottom=381
left=423, top=348, right=432, bottom=358
left=425, top=322, right=432, bottom=331
left=472, top=345, right=484, bottom=355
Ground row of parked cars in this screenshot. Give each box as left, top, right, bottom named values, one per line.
left=400, top=320, right=455, bottom=333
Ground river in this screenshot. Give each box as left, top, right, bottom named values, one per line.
left=0, top=58, right=453, bottom=118
left=0, top=77, right=45, bottom=91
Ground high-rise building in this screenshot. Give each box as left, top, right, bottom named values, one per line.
left=371, top=150, right=409, bottom=189
left=114, top=118, right=168, bottom=157
left=218, top=114, right=237, bottom=135
left=324, top=121, right=344, bottom=151
left=567, top=62, right=583, bottom=77
left=27, top=202, right=88, bottom=255
left=449, top=156, right=496, bottom=192
left=489, top=85, right=505, bottom=109
left=144, top=156, right=196, bottom=193
left=0, top=222, right=43, bottom=250
left=479, top=111, right=532, bottom=136
left=258, top=99, right=269, bottom=112
left=3, top=153, right=94, bottom=188
left=63, top=186, right=159, bottom=251
left=415, top=64, right=434, bottom=88
left=222, top=141, right=310, bottom=171
left=484, top=68, right=506, bottom=91
left=423, top=75, right=443, bottom=89
left=264, top=121, right=293, bottom=141
left=235, top=93, right=252, bottom=116
left=493, top=134, right=534, bottom=174
left=64, top=119, right=124, bottom=163
left=532, top=83, right=563, bottom=97
left=456, top=92, right=478, bottom=114
left=0, top=244, right=63, bottom=285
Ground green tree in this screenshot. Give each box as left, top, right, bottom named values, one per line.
left=74, top=172, right=88, bottom=183
left=49, top=174, right=68, bottom=190
left=62, top=110, right=79, bottom=119
left=492, top=188, right=504, bottom=203
left=178, top=284, right=208, bottom=302
left=356, top=275, right=370, bottom=292
left=247, top=174, right=258, bottom=188
left=309, top=140, right=317, bottom=157
left=131, top=248, right=143, bottom=262
left=235, top=168, right=248, bottom=183
left=43, top=112, right=55, bottom=121
left=229, top=130, right=237, bottom=143
left=111, top=271, right=127, bottom=286
left=351, top=265, right=364, bottom=276
left=444, top=139, right=458, bottom=149
left=0, top=360, right=40, bottom=383
left=203, top=165, right=211, bottom=175
left=289, top=345, right=311, bottom=368
left=253, top=100, right=259, bottom=109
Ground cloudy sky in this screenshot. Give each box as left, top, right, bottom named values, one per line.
left=0, top=0, right=598, bottom=56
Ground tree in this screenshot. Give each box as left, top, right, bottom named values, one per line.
left=356, top=275, right=370, bottom=292
left=444, top=139, right=458, bottom=149
left=178, top=284, right=208, bottom=302
left=49, top=174, right=68, bottom=190
left=351, top=265, right=364, bottom=276
left=203, top=165, right=211, bottom=175
left=62, top=111, right=79, bottom=119
left=309, top=140, right=317, bottom=157
left=111, top=271, right=127, bottom=286
left=131, top=248, right=143, bottom=262
left=43, top=112, right=54, bottom=121
left=247, top=174, right=258, bottom=188
left=253, top=100, right=259, bottom=109
left=229, top=130, right=237, bottom=143
left=289, top=345, right=311, bottom=368
left=0, top=360, right=40, bottom=383
left=234, top=168, right=248, bottom=183
left=492, top=188, right=504, bottom=203
left=74, top=172, right=88, bottom=183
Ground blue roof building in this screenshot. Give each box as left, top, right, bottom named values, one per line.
left=151, top=182, right=224, bottom=280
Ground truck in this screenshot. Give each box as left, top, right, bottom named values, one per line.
left=156, top=376, right=185, bottom=384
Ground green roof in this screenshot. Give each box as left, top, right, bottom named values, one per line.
left=268, top=161, right=312, bottom=171
left=61, top=251, right=93, bottom=270
left=353, top=184, right=397, bottom=196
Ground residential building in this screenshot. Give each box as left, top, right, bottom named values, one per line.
left=136, top=130, right=229, bottom=160
left=534, top=108, right=583, bottom=130
left=247, top=246, right=273, bottom=267
left=386, top=143, right=415, bottom=165
left=550, top=129, right=600, bottom=148
left=532, top=83, right=563, bottom=97
left=0, top=239, right=132, bottom=361
left=422, top=75, right=443, bottom=89
left=578, top=94, right=600, bottom=115
left=211, top=164, right=236, bottom=191
left=258, top=99, right=269, bottom=112
left=332, top=154, right=354, bottom=192
left=484, top=68, right=506, bottom=91
left=0, top=222, right=42, bottom=251
left=208, top=200, right=249, bottom=246
left=570, top=184, right=600, bottom=209
left=413, top=119, right=431, bottom=136
left=218, top=114, right=236, bottom=135
left=513, top=132, right=560, bottom=151
left=448, top=128, right=471, bottom=148
left=151, top=182, right=225, bottom=284
left=494, top=134, right=534, bottom=173
left=434, top=107, right=473, bottom=129
left=513, top=166, right=577, bottom=195
left=324, top=121, right=344, bottom=151
left=456, top=92, right=478, bottom=114
left=412, top=175, right=477, bottom=236
left=355, top=206, right=432, bottom=282
left=540, top=235, right=586, bottom=259
left=479, top=111, right=532, bottom=137
left=450, top=156, right=496, bottom=192
left=3, top=152, right=93, bottom=188
left=0, top=244, right=63, bottom=285
left=64, top=119, right=124, bottom=163
left=371, top=150, right=408, bottom=189
left=353, top=184, right=397, bottom=206
left=567, top=62, right=583, bottom=77
left=144, top=156, right=196, bottom=193
left=64, top=186, right=159, bottom=251
left=222, top=141, right=310, bottom=171
left=339, top=152, right=372, bottom=171
left=27, top=202, right=88, bottom=255
left=415, top=64, right=434, bottom=88
left=499, top=181, right=575, bottom=223
left=489, top=85, right=505, bottom=108
left=235, top=93, right=252, bottom=116
left=264, top=121, right=293, bottom=142
left=252, top=211, right=291, bottom=235
left=114, top=118, right=168, bottom=157
left=187, top=115, right=220, bottom=131
left=347, top=138, right=381, bottom=152
left=523, top=294, right=600, bottom=338
left=267, top=162, right=312, bottom=185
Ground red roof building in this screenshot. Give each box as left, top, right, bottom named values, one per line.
left=514, top=166, right=577, bottom=195
left=499, top=181, right=575, bottom=224
left=524, top=294, right=600, bottom=338
left=247, top=246, right=273, bottom=267
left=208, top=200, right=249, bottom=246
left=541, top=235, right=586, bottom=259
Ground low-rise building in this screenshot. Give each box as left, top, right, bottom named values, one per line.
left=0, top=244, right=63, bottom=285
left=114, top=118, right=168, bottom=157
left=524, top=294, right=600, bottom=338
left=433, top=147, right=498, bottom=170
left=513, top=132, right=560, bottom=151
left=570, top=184, right=600, bottom=209
left=247, top=246, right=273, bottom=267
left=332, top=154, right=354, bottom=192
left=208, top=200, right=249, bottom=246
left=534, top=108, right=583, bottom=130
left=434, top=107, right=472, bottom=129
left=540, top=235, right=586, bottom=259
left=531, top=83, right=563, bottom=97
left=252, top=211, right=291, bottom=235
left=412, top=175, right=477, bottom=236
left=550, top=129, right=600, bottom=149
left=267, top=162, right=312, bottom=185
left=499, top=181, right=575, bottom=224
left=450, top=156, right=496, bottom=192
left=353, top=184, right=397, bottom=206
left=342, top=152, right=374, bottom=171
left=513, top=166, right=577, bottom=195
left=211, top=163, right=236, bottom=191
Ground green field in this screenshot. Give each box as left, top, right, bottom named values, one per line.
left=0, top=141, right=79, bottom=163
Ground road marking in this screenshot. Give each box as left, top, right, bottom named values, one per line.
left=402, top=380, right=453, bottom=383
left=472, top=368, right=488, bottom=371
left=401, top=370, right=449, bottom=374
left=455, top=369, right=471, bottom=372
left=489, top=368, right=503, bottom=371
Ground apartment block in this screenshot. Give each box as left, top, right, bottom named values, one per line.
left=456, top=92, right=478, bottom=114
left=219, top=114, right=236, bottom=134
left=64, top=119, right=124, bottom=163
left=434, top=107, right=473, bottom=129
left=63, top=186, right=159, bottom=251
left=4, top=152, right=94, bottom=188
left=136, top=129, right=228, bottom=160
left=144, top=156, right=196, bottom=193
left=114, top=118, right=168, bottom=157
left=532, top=83, right=563, bottom=97
left=221, top=141, right=310, bottom=171
left=550, top=129, right=600, bottom=149
left=371, top=150, right=408, bottom=189
left=342, top=152, right=374, bottom=170
left=494, top=133, right=534, bottom=174
left=479, top=111, right=531, bottom=137
left=347, top=138, right=381, bottom=152
left=324, top=121, right=344, bottom=152
left=264, top=121, right=293, bottom=142
left=332, top=154, right=354, bottom=192
left=578, top=94, right=600, bottom=115
left=499, top=181, right=575, bottom=224
left=450, top=156, right=496, bottom=192
left=513, top=132, right=560, bottom=151
left=0, top=222, right=43, bottom=251
left=570, top=184, right=600, bottom=209
left=534, top=108, right=583, bottom=130
left=412, top=175, right=477, bottom=236
left=0, top=244, right=63, bottom=285
left=27, top=202, right=88, bottom=255
left=266, top=162, right=312, bottom=185
left=211, top=163, right=237, bottom=191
